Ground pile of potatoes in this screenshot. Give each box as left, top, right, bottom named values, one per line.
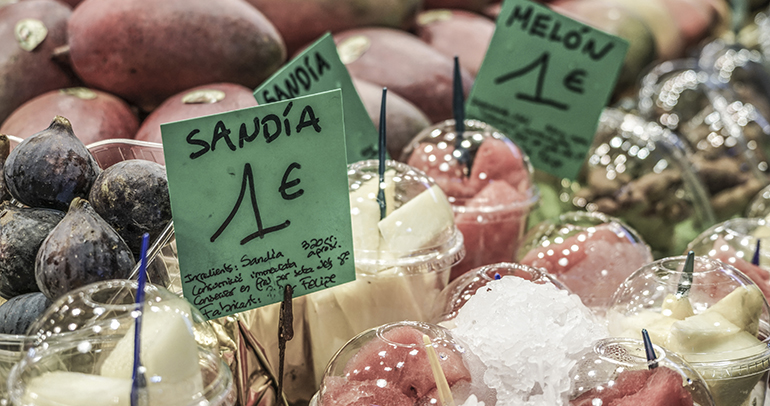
left=0, top=0, right=742, bottom=156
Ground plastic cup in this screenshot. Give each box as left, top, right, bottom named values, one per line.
left=311, top=320, right=489, bottom=406
left=517, top=211, right=653, bottom=313
left=607, top=255, right=770, bottom=406
left=7, top=279, right=235, bottom=406
left=239, top=160, right=465, bottom=405
left=687, top=217, right=770, bottom=299
left=400, top=119, right=539, bottom=281
left=568, top=337, right=715, bottom=406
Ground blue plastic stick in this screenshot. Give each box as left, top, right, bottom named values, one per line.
left=378, top=87, right=387, bottom=220
left=130, top=233, right=151, bottom=406
left=453, top=56, right=470, bottom=176
left=753, top=240, right=761, bottom=266
left=641, top=329, right=658, bottom=370
left=676, top=251, right=695, bottom=298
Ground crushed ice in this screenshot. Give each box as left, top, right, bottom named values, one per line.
left=451, top=276, right=608, bottom=406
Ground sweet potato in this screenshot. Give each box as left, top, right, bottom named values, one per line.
left=334, top=28, right=472, bottom=124
left=134, top=83, right=259, bottom=144
left=0, top=87, right=138, bottom=144
left=0, top=0, right=76, bottom=123
left=67, top=0, right=285, bottom=112
left=244, top=0, right=421, bottom=55
left=352, top=78, right=430, bottom=159
left=415, top=9, right=495, bottom=77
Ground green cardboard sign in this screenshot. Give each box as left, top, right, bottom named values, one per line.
left=161, top=90, right=356, bottom=320
left=466, top=0, right=628, bottom=180
left=254, top=32, right=379, bottom=162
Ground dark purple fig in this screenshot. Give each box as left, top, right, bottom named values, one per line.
left=89, top=159, right=171, bottom=256
left=0, top=292, right=51, bottom=335
left=0, top=204, right=64, bottom=298
left=35, top=197, right=135, bottom=300
left=4, top=115, right=101, bottom=211
left=0, top=134, right=9, bottom=202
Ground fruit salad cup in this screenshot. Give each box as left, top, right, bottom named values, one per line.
left=401, top=119, right=539, bottom=281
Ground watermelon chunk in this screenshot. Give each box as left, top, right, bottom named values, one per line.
left=452, top=180, right=530, bottom=279
left=571, top=367, right=693, bottom=406
left=708, top=236, right=770, bottom=299
left=322, top=326, right=471, bottom=405
left=519, top=224, right=651, bottom=309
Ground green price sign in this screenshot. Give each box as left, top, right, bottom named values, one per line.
left=254, top=32, right=379, bottom=163
left=161, top=90, right=356, bottom=320
left=466, top=0, right=628, bottom=180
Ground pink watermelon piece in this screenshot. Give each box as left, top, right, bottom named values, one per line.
left=339, top=326, right=471, bottom=401
left=452, top=180, right=530, bottom=280
left=322, top=377, right=413, bottom=406
left=571, top=367, right=693, bottom=406
left=708, top=236, right=770, bottom=299
left=571, top=369, right=651, bottom=406
left=406, top=137, right=532, bottom=202
left=519, top=224, right=651, bottom=308
left=468, top=138, right=530, bottom=194
left=406, top=142, right=478, bottom=199
left=609, top=366, right=693, bottom=406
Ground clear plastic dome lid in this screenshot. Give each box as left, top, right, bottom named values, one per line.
left=687, top=217, right=770, bottom=299
left=606, top=255, right=770, bottom=406
left=400, top=119, right=539, bottom=211
left=8, top=279, right=234, bottom=406
left=568, top=337, right=715, bottom=406
left=516, top=211, right=653, bottom=312
left=562, top=108, right=715, bottom=258
left=432, top=262, right=568, bottom=324
left=747, top=183, right=770, bottom=218
left=316, top=320, right=489, bottom=406
left=348, top=160, right=464, bottom=275
left=638, top=58, right=770, bottom=221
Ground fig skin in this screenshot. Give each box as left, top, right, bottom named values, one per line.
left=67, top=0, right=286, bottom=112
left=0, top=134, right=9, bottom=202
left=0, top=0, right=77, bottom=123
left=35, top=197, right=135, bottom=300
left=0, top=292, right=51, bottom=335
left=0, top=87, right=139, bottom=145
left=88, top=159, right=171, bottom=256
left=3, top=115, right=101, bottom=211
left=0, top=204, right=64, bottom=299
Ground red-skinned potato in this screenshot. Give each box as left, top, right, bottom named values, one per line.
left=67, top=0, right=286, bottom=112
left=335, top=28, right=473, bottom=124
left=352, top=78, right=430, bottom=159
left=0, top=0, right=77, bottom=123
left=135, top=83, right=259, bottom=144
left=415, top=9, right=495, bottom=77
left=244, top=0, right=421, bottom=55
left=0, top=87, right=138, bottom=145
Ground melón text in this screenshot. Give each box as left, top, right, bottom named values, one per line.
left=185, top=101, right=322, bottom=160
left=505, top=4, right=615, bottom=61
